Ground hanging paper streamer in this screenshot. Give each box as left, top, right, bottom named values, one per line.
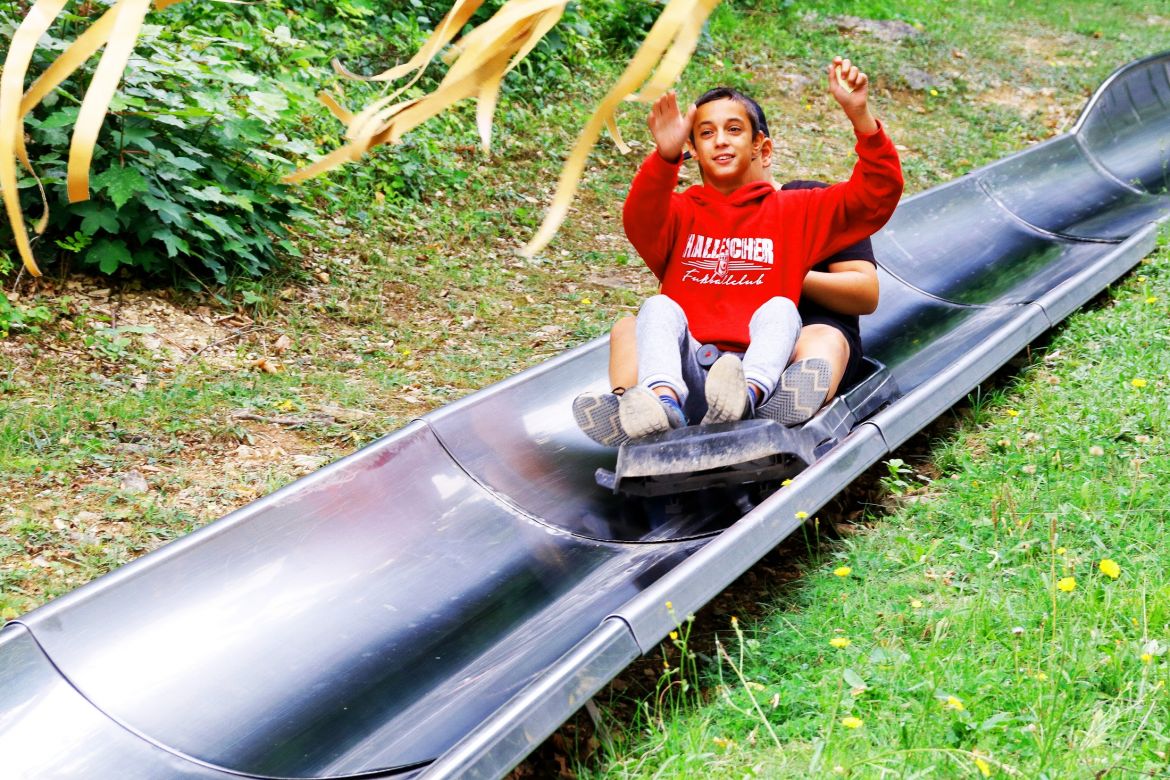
left=2, top=0, right=185, bottom=276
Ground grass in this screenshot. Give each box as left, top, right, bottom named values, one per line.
left=1, top=0, right=1169, bottom=770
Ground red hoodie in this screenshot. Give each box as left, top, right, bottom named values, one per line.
left=623, top=123, right=903, bottom=350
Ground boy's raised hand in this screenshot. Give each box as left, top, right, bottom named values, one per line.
left=828, top=56, right=878, bottom=135
left=648, top=91, right=696, bottom=163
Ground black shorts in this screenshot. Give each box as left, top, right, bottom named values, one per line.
left=800, top=314, right=866, bottom=390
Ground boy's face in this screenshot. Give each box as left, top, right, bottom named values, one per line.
left=689, top=98, right=764, bottom=190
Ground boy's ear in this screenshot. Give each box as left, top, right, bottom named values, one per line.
left=750, top=131, right=766, bottom=161
left=759, top=136, right=774, bottom=168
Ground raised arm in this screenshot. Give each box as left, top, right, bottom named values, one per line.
left=622, top=91, right=696, bottom=279
left=795, top=58, right=903, bottom=265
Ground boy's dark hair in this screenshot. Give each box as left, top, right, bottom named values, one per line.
left=741, top=94, right=771, bottom=139
left=693, top=87, right=769, bottom=139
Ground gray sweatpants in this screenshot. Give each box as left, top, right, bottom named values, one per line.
left=635, top=294, right=801, bottom=420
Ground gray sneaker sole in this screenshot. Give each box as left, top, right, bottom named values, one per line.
left=701, top=354, right=748, bottom=425
left=572, top=392, right=629, bottom=447
left=759, top=358, right=832, bottom=426
left=619, top=386, right=673, bottom=439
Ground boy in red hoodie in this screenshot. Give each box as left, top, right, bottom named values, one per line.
left=615, top=57, right=903, bottom=438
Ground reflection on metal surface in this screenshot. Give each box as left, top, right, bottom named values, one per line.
left=878, top=177, right=1131, bottom=306
left=978, top=136, right=1165, bottom=240
left=420, top=620, right=640, bottom=780
left=1077, top=53, right=1170, bottom=192
left=19, top=423, right=707, bottom=776
left=1, top=51, right=1168, bottom=780
left=0, top=625, right=229, bottom=778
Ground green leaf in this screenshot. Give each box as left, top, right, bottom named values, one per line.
left=247, top=91, right=289, bottom=123
left=843, top=668, right=867, bottom=690
left=155, top=230, right=190, bottom=258
left=87, top=239, right=132, bottom=274
left=152, top=113, right=188, bottom=129
left=181, top=185, right=236, bottom=206
left=158, top=149, right=203, bottom=172
left=74, top=202, right=121, bottom=235
left=92, top=166, right=149, bottom=210
left=979, top=712, right=1015, bottom=732
left=120, top=124, right=158, bottom=152
left=40, top=107, right=80, bottom=129
left=193, top=212, right=242, bottom=239
left=141, top=194, right=189, bottom=227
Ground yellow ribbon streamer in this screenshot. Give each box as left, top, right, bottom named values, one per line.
left=286, top=0, right=569, bottom=182
left=3, top=0, right=184, bottom=276
left=521, top=0, right=721, bottom=257
left=332, top=0, right=483, bottom=85
left=68, top=0, right=155, bottom=203
left=1, top=0, right=69, bottom=276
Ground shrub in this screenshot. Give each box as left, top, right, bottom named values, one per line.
left=0, top=0, right=637, bottom=287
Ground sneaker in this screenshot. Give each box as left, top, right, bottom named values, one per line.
left=572, top=391, right=629, bottom=447
left=757, top=358, right=832, bottom=426
left=701, top=354, right=751, bottom=425
left=619, top=385, right=686, bottom=439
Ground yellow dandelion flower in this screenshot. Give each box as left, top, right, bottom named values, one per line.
left=730, top=615, right=738, bottom=625
left=665, top=601, right=673, bottom=610
left=830, top=637, right=851, bottom=649
left=929, top=88, right=939, bottom=96
left=781, top=478, right=793, bottom=486
left=834, top=566, right=852, bottom=577
left=669, top=630, right=678, bottom=641
left=1057, top=576, right=1076, bottom=592
left=1033, top=671, right=1047, bottom=681
left=911, top=599, right=924, bottom=609
left=1057, top=547, right=1067, bottom=555
left=840, top=716, right=863, bottom=729
left=975, top=756, right=992, bottom=777
left=1132, top=378, right=1148, bottom=388
left=1099, top=559, right=1120, bottom=579
left=944, top=695, right=965, bottom=711
left=795, top=511, right=809, bottom=519
left=1142, top=653, right=1153, bottom=664
left=581, top=297, right=592, bottom=306
left=1146, top=296, right=1158, bottom=304
left=1006, top=409, right=1019, bottom=417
